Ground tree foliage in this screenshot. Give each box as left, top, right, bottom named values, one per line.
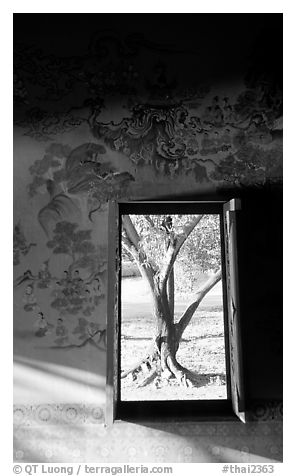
left=124, top=214, right=221, bottom=294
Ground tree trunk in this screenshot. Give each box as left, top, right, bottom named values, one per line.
left=121, top=270, right=222, bottom=387
left=167, top=267, right=174, bottom=319
left=153, top=292, right=186, bottom=383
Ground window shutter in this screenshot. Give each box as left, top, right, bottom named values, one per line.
left=106, top=200, right=120, bottom=425
left=223, top=199, right=246, bottom=423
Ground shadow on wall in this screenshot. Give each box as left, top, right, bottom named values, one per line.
left=14, top=355, right=106, bottom=405
left=135, top=419, right=282, bottom=462
left=13, top=418, right=282, bottom=463
left=13, top=324, right=107, bottom=374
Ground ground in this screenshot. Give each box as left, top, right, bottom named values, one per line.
left=120, top=276, right=227, bottom=401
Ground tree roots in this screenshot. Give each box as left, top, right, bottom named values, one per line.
left=121, top=349, right=199, bottom=389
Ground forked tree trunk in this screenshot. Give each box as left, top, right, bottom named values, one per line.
left=121, top=269, right=222, bottom=386
left=120, top=213, right=221, bottom=387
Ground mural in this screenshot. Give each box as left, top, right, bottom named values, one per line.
left=15, top=58, right=283, bottom=189
left=92, top=89, right=282, bottom=184
left=13, top=16, right=282, bottom=380
left=27, top=142, right=135, bottom=235
left=13, top=222, right=37, bottom=266
left=14, top=139, right=135, bottom=349
left=14, top=220, right=108, bottom=348
left=93, top=103, right=209, bottom=180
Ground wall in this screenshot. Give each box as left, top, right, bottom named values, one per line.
left=13, top=14, right=283, bottom=462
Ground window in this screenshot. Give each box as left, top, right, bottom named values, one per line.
left=106, top=200, right=245, bottom=424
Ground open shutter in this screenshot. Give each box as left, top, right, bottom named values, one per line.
left=106, top=200, right=120, bottom=425
left=223, top=199, right=246, bottom=423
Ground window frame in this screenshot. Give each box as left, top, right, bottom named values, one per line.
left=106, top=200, right=245, bottom=425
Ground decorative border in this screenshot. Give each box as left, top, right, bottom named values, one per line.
left=13, top=400, right=282, bottom=427
left=13, top=403, right=105, bottom=426
left=247, top=400, right=283, bottom=422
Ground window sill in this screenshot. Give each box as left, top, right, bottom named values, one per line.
left=115, top=399, right=241, bottom=423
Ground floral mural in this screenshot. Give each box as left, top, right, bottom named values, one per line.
left=14, top=219, right=107, bottom=348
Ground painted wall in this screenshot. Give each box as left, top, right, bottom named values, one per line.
left=13, top=14, right=283, bottom=462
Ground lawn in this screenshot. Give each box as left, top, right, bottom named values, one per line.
left=120, top=277, right=227, bottom=401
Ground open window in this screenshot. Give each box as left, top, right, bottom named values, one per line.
left=106, top=200, right=245, bottom=424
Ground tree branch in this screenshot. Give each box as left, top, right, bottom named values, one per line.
left=176, top=214, right=204, bottom=251
left=176, top=268, right=222, bottom=341
left=143, top=215, right=155, bottom=228
left=158, top=215, right=204, bottom=290
left=121, top=217, right=156, bottom=294
left=122, top=215, right=141, bottom=250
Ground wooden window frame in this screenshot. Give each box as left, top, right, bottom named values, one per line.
left=106, top=200, right=245, bottom=425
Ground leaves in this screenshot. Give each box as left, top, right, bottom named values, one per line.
left=125, top=214, right=221, bottom=295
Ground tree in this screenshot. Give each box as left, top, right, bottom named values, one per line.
left=121, top=213, right=222, bottom=388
